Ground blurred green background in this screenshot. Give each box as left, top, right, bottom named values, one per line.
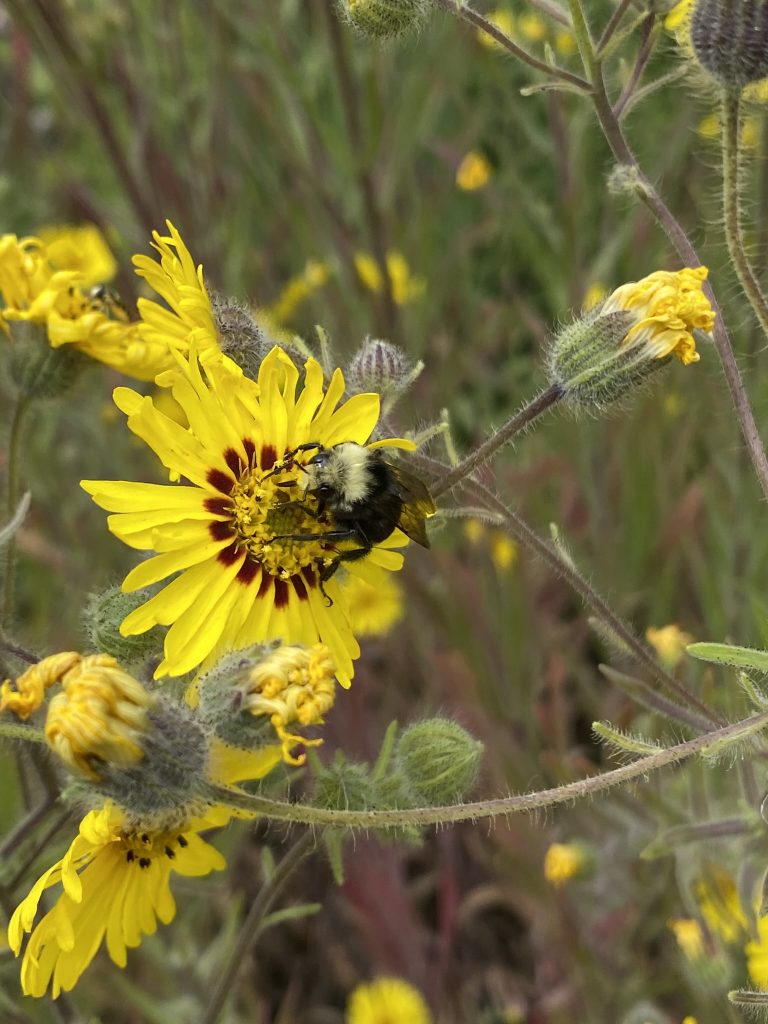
left=2, top=1, right=768, bottom=1021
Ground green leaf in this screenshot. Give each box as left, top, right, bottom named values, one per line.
left=687, top=642, right=768, bottom=673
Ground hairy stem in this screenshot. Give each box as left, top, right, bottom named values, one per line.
left=722, top=88, right=768, bottom=337
left=432, top=384, right=563, bottom=499
left=207, top=712, right=768, bottom=829
left=201, top=831, right=316, bottom=1024
left=1, top=396, right=31, bottom=632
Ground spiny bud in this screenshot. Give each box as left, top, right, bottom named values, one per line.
left=314, top=756, right=377, bottom=810
left=548, top=267, right=714, bottom=408
left=210, top=293, right=271, bottom=379
left=347, top=336, right=420, bottom=403
left=84, top=584, right=163, bottom=665
left=338, top=0, right=430, bottom=40
left=691, top=0, right=768, bottom=88
left=395, top=718, right=483, bottom=804
left=7, top=320, right=84, bottom=398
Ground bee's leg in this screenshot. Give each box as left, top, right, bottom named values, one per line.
left=317, top=545, right=373, bottom=606
left=262, top=442, right=322, bottom=479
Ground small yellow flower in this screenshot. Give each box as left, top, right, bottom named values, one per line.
left=518, top=12, right=548, bottom=43
left=601, top=266, right=715, bottom=365
left=664, top=392, right=683, bottom=417
left=477, top=8, right=514, bottom=50
left=1, top=653, right=82, bottom=720
left=38, top=224, right=117, bottom=286
left=241, top=643, right=337, bottom=765
left=746, top=913, right=768, bottom=987
left=456, top=150, right=492, bottom=191
left=489, top=531, right=517, bottom=571
left=697, top=112, right=759, bottom=148
left=664, top=0, right=693, bottom=44
left=543, top=842, right=587, bottom=888
left=347, top=976, right=432, bottom=1024
left=695, top=868, right=748, bottom=944
left=44, top=654, right=155, bottom=781
left=681, top=1017, right=699, bottom=1024
left=354, top=251, right=425, bottom=306
left=266, top=260, right=331, bottom=326
left=341, top=568, right=405, bottom=637
left=669, top=917, right=706, bottom=960
left=646, top=624, right=694, bottom=669
left=554, top=29, right=577, bottom=56
left=463, top=518, right=485, bottom=545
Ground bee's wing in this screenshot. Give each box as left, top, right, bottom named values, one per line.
left=386, top=463, right=436, bottom=549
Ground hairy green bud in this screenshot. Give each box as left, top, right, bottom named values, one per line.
left=7, top=321, right=85, bottom=398
left=84, top=585, right=163, bottom=664
left=347, top=337, right=423, bottom=411
left=396, top=718, right=483, bottom=804
left=210, top=293, right=270, bottom=379
left=691, top=0, right=768, bottom=88
left=338, top=0, right=430, bottom=40
left=195, top=644, right=278, bottom=750
left=315, top=756, right=377, bottom=810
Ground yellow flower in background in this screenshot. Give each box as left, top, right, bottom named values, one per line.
left=664, top=0, right=693, bottom=44
left=695, top=868, right=748, bottom=944
left=82, top=347, right=411, bottom=686
left=697, top=112, right=758, bottom=148
left=341, top=568, right=405, bottom=637
left=354, top=251, right=425, bottom=306
left=543, top=842, right=588, bottom=888
left=669, top=917, right=706, bottom=960
left=646, top=624, right=694, bottom=669
left=477, top=8, right=514, bottom=50
left=489, top=531, right=517, bottom=571
left=347, top=976, right=432, bottom=1024
left=38, top=224, right=117, bottom=285
left=456, top=151, right=492, bottom=192
left=746, top=914, right=768, bottom=988
left=583, top=282, right=608, bottom=310
left=266, top=260, right=331, bottom=326
left=463, top=518, right=485, bottom=545
left=600, top=267, right=714, bottom=366
left=517, top=12, right=547, bottom=42
left=554, top=29, right=577, bottom=56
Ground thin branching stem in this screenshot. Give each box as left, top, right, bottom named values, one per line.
left=431, top=384, right=563, bottom=499
left=201, top=831, right=317, bottom=1024
left=1, top=396, right=31, bottom=631
left=596, top=0, right=635, bottom=54
left=207, top=712, right=768, bottom=829
left=0, top=796, right=56, bottom=860
left=722, top=88, right=768, bottom=337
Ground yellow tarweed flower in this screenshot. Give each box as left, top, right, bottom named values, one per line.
left=477, top=9, right=514, bottom=50
left=669, top=917, right=706, bottom=960
left=242, top=643, right=337, bottom=764
left=44, top=654, right=155, bottom=781
left=456, top=151, right=492, bottom=192
left=81, top=346, right=411, bottom=685
left=695, top=868, right=748, bottom=943
left=354, top=251, right=425, bottom=306
left=267, top=260, right=331, bottom=325
left=543, top=842, right=587, bottom=888
left=341, top=568, right=404, bottom=637
left=347, top=976, right=432, bottom=1024
left=0, top=652, right=80, bottom=720
left=38, top=224, right=117, bottom=285
left=646, top=624, right=693, bottom=669
left=600, top=267, right=714, bottom=365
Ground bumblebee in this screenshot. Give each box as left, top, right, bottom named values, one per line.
left=272, top=441, right=435, bottom=591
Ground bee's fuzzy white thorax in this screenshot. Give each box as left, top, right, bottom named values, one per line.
left=308, top=443, right=373, bottom=509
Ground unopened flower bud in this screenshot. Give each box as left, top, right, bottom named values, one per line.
left=84, top=584, right=163, bottom=664
left=347, top=337, right=422, bottom=412
left=691, top=0, right=768, bottom=88
left=338, top=0, right=430, bottom=40
left=210, top=293, right=271, bottom=379
left=396, top=718, right=483, bottom=804
left=8, top=320, right=84, bottom=397
left=315, top=757, right=377, bottom=810
left=549, top=267, right=715, bottom=408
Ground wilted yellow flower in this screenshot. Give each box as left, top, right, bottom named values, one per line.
left=38, top=224, right=117, bottom=286
left=0, top=652, right=80, bottom=720
left=669, top=917, right=706, bottom=960
left=646, top=624, right=694, bottom=669
left=543, top=842, right=587, bottom=888
left=354, top=251, right=425, bottom=305
left=477, top=8, right=514, bottom=50
left=695, top=868, right=748, bottom=944
left=341, top=568, right=405, bottom=637
left=347, top=976, right=432, bottom=1024
left=456, top=151, right=492, bottom=191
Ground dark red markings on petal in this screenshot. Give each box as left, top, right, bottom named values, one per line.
left=243, top=438, right=256, bottom=466
left=207, top=468, right=235, bottom=495
left=224, top=448, right=242, bottom=477
left=257, top=573, right=273, bottom=599
left=292, top=574, right=308, bottom=601
left=209, top=521, right=234, bottom=542
left=217, top=542, right=241, bottom=567
left=260, top=444, right=277, bottom=471
left=302, top=566, right=317, bottom=589
left=274, top=577, right=289, bottom=608
left=204, top=497, right=232, bottom=517
left=236, top=556, right=260, bottom=585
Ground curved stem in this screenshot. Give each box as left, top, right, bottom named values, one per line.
left=722, top=88, right=768, bottom=337
left=1, top=396, right=31, bottom=631
left=431, top=384, right=563, bottom=499
left=207, top=712, right=768, bottom=829
left=200, top=831, right=316, bottom=1024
